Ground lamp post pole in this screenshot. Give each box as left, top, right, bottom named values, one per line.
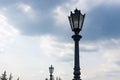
left=68, top=8, right=85, bottom=80
left=72, top=34, right=82, bottom=80
left=50, top=73, right=53, bottom=80
left=49, top=65, right=54, bottom=80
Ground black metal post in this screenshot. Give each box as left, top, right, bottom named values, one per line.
left=72, top=34, right=82, bottom=80
left=50, top=73, right=53, bottom=80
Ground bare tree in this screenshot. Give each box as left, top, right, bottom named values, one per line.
left=17, top=77, right=19, bottom=80
left=9, top=74, right=12, bottom=80
left=0, top=71, right=7, bottom=80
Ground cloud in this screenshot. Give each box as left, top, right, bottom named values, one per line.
left=53, top=6, right=69, bottom=26
left=0, top=1, right=119, bottom=80
left=99, top=39, right=120, bottom=63
left=16, top=2, right=37, bottom=20
left=80, top=38, right=120, bottom=80
left=0, top=0, right=119, bottom=38
left=0, top=14, right=19, bottom=53
left=53, top=0, right=120, bottom=29
left=53, top=0, right=120, bottom=40
left=39, top=35, right=73, bottom=59
left=16, top=3, right=31, bottom=13
left=80, top=43, right=98, bottom=52
left=0, top=2, right=43, bottom=36
left=53, top=0, right=120, bottom=13
left=38, top=34, right=120, bottom=80
left=115, top=61, right=120, bottom=66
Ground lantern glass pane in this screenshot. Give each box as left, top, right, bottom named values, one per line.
left=68, top=16, right=74, bottom=30
left=74, top=20, right=78, bottom=28
left=49, top=67, right=54, bottom=73
left=79, top=14, right=84, bottom=29
left=49, top=68, right=51, bottom=73
left=73, top=14, right=79, bottom=29
left=52, top=69, right=54, bottom=73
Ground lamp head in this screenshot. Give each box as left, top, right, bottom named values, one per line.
left=49, top=65, right=54, bottom=74
left=68, top=8, right=85, bottom=34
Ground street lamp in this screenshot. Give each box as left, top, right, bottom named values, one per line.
left=49, top=65, right=54, bottom=80
left=68, top=8, right=85, bottom=80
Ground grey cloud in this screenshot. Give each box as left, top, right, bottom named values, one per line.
left=82, top=5, right=120, bottom=41
left=1, top=0, right=120, bottom=42
left=105, top=70, right=120, bottom=77
left=80, top=47, right=98, bottom=52
left=115, top=61, right=120, bottom=66
left=57, top=54, right=73, bottom=62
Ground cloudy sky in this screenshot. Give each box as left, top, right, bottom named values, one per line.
left=0, top=0, right=120, bottom=80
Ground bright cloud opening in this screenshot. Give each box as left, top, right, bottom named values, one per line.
left=0, top=14, right=19, bottom=52
left=39, top=35, right=73, bottom=58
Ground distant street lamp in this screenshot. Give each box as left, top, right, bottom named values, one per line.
left=45, top=78, right=48, bottom=80
left=68, top=9, right=85, bottom=80
left=49, top=65, right=54, bottom=80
